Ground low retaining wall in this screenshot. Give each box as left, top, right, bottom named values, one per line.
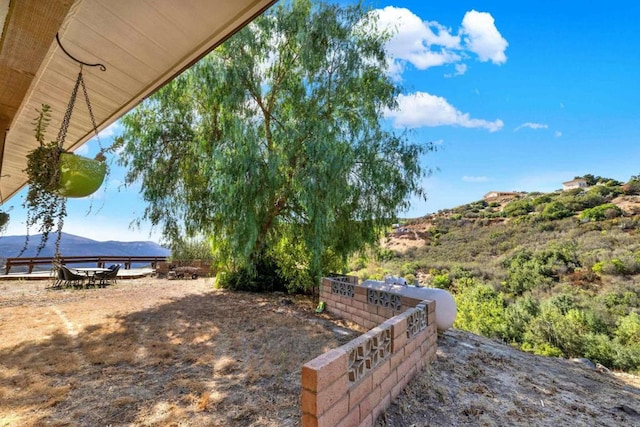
left=301, top=277, right=437, bottom=427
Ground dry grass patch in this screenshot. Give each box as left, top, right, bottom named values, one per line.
left=0, top=278, right=359, bottom=426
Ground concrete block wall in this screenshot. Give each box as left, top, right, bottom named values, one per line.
left=301, top=277, right=437, bottom=427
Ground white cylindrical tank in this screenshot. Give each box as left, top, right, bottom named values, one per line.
left=361, top=280, right=457, bottom=331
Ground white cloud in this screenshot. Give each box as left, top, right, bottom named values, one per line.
left=555, top=131, right=563, bottom=138
left=462, top=176, right=491, bottom=183
left=385, top=91, right=504, bottom=132
left=445, top=63, right=467, bottom=78
left=98, top=121, right=123, bottom=139
left=373, top=7, right=461, bottom=77
left=373, top=7, right=507, bottom=78
left=515, top=122, right=549, bottom=131
left=461, top=10, right=508, bottom=64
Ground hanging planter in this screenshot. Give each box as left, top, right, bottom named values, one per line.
left=20, top=33, right=112, bottom=257
left=58, top=152, right=107, bottom=198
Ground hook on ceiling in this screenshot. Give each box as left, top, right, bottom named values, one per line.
left=56, top=33, right=106, bottom=71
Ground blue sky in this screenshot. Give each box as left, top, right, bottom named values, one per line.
left=3, top=0, right=640, bottom=242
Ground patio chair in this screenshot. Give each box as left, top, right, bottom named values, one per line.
left=60, top=265, right=86, bottom=288
left=95, top=264, right=120, bottom=287
left=52, top=264, right=65, bottom=288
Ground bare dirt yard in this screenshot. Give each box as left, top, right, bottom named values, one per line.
left=0, top=277, right=360, bottom=426
left=1, top=278, right=639, bottom=426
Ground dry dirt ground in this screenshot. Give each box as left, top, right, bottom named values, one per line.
left=377, top=329, right=640, bottom=427
left=1, top=278, right=639, bottom=427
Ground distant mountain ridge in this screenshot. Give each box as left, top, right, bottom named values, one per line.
left=0, top=232, right=170, bottom=259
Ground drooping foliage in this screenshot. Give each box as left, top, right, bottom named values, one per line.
left=118, top=0, right=431, bottom=289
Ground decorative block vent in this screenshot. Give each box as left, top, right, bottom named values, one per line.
left=348, top=326, right=392, bottom=383
left=331, top=280, right=355, bottom=298
left=367, top=289, right=402, bottom=311
left=406, top=303, right=428, bottom=339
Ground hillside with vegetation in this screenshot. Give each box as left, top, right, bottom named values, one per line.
left=349, top=175, right=640, bottom=373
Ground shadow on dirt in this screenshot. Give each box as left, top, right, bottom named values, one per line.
left=0, top=289, right=348, bottom=426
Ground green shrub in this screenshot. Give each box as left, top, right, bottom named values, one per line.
left=594, top=256, right=640, bottom=276
left=592, top=261, right=605, bottom=275
left=611, top=258, right=626, bottom=275
left=615, top=312, right=640, bottom=346
left=400, top=262, right=418, bottom=277
left=521, top=341, right=564, bottom=357
left=454, top=281, right=506, bottom=338
left=376, top=248, right=397, bottom=262
left=432, top=273, right=452, bottom=289
left=582, top=333, right=616, bottom=368
left=503, top=296, right=540, bottom=343
left=521, top=302, right=590, bottom=358
left=610, top=342, right=640, bottom=372
left=532, top=194, right=553, bottom=206
left=170, top=237, right=213, bottom=262
left=539, top=201, right=573, bottom=220
left=216, top=255, right=287, bottom=293
left=502, top=250, right=554, bottom=296
left=622, top=291, right=639, bottom=307
left=549, top=294, right=575, bottom=315
left=404, top=273, right=416, bottom=284
left=580, top=203, right=622, bottom=221
left=588, top=185, right=622, bottom=198
left=350, top=256, right=368, bottom=271
left=622, top=180, right=640, bottom=195
left=503, top=199, right=533, bottom=217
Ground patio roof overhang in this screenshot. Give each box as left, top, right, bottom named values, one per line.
left=0, top=0, right=275, bottom=203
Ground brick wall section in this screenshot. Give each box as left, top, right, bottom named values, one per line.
left=319, top=278, right=425, bottom=330
left=301, top=277, right=437, bottom=427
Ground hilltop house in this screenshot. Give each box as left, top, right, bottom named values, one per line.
left=484, top=191, right=520, bottom=202
left=562, top=178, right=588, bottom=191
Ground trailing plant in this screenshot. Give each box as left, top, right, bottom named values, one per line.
left=20, top=104, right=67, bottom=256
left=0, top=210, right=8, bottom=233
left=19, top=60, right=118, bottom=257
left=20, top=103, right=113, bottom=257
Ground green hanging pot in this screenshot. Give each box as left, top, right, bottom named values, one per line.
left=57, top=152, right=107, bottom=198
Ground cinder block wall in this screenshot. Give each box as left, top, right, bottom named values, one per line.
left=301, top=277, right=437, bottom=427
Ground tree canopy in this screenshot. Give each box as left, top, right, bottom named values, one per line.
left=118, top=0, right=431, bottom=289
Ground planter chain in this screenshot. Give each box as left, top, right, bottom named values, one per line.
left=55, top=32, right=106, bottom=151
left=80, top=71, right=103, bottom=152
left=56, top=67, right=83, bottom=148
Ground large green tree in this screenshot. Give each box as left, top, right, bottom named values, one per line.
left=118, top=0, right=431, bottom=288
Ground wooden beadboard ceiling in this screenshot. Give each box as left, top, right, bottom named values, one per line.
left=0, top=0, right=275, bottom=202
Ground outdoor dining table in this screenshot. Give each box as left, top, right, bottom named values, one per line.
left=73, top=267, right=111, bottom=284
